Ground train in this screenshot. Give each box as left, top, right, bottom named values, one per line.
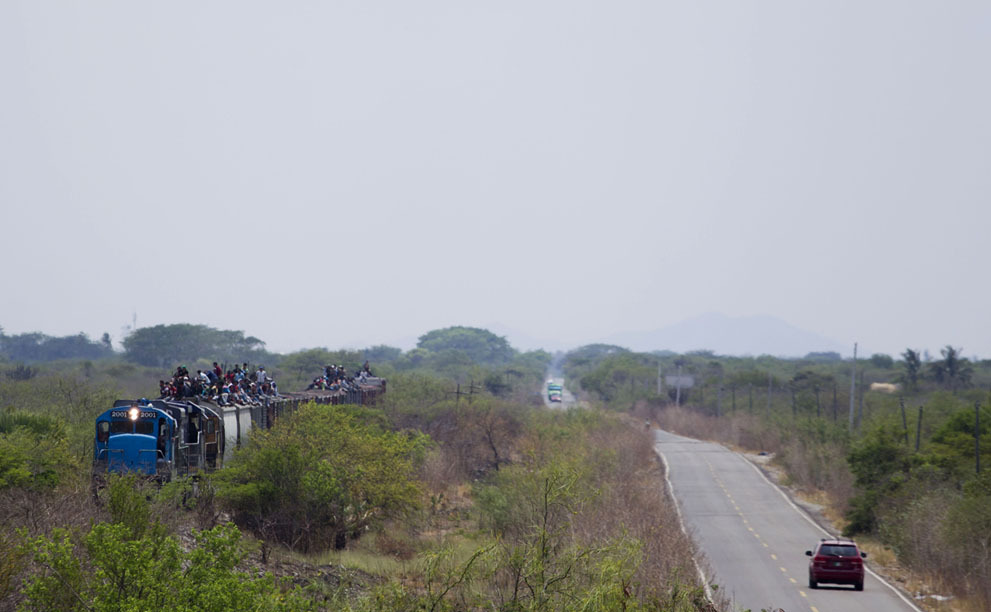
left=93, top=377, right=386, bottom=482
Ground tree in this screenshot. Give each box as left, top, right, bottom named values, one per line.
left=844, top=425, right=916, bottom=535
left=19, top=523, right=313, bottom=612
left=870, top=353, right=894, bottom=369
left=0, top=332, right=112, bottom=362
left=217, top=402, right=426, bottom=551
left=900, top=349, right=922, bottom=390
left=0, top=411, right=73, bottom=491
left=924, top=404, right=991, bottom=481
left=928, top=345, right=973, bottom=392
left=789, top=370, right=833, bottom=417
left=122, top=324, right=267, bottom=368
left=467, top=398, right=522, bottom=471
left=361, top=345, right=402, bottom=363
left=417, top=327, right=516, bottom=365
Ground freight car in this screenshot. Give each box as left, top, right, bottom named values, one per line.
left=93, top=376, right=386, bottom=482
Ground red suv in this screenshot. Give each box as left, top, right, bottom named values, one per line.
left=805, top=539, right=867, bottom=591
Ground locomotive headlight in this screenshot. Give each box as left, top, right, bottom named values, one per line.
left=128, top=407, right=139, bottom=421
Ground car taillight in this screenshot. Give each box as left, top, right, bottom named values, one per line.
left=852, top=557, right=863, bottom=565
left=813, top=556, right=828, bottom=565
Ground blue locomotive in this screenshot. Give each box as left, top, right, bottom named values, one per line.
left=93, top=399, right=224, bottom=481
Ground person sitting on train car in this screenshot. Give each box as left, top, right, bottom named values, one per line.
left=236, top=382, right=253, bottom=405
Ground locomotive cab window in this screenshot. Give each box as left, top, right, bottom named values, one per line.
left=110, top=421, right=132, bottom=434
left=97, top=421, right=110, bottom=443
left=135, top=421, right=154, bottom=435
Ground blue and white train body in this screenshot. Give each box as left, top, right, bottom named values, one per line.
left=93, top=399, right=224, bottom=481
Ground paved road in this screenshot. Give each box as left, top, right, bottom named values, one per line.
left=543, top=376, right=577, bottom=409
left=653, top=429, right=921, bottom=612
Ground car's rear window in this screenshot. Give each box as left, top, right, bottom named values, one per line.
left=819, top=545, right=858, bottom=557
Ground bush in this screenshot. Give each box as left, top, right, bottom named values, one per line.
left=19, top=522, right=314, bottom=612
left=0, top=411, right=74, bottom=491
left=217, top=402, right=427, bottom=552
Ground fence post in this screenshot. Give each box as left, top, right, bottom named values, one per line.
left=916, top=406, right=923, bottom=452
left=977, top=401, right=981, bottom=474
left=900, top=399, right=909, bottom=445
left=767, top=372, right=772, bottom=414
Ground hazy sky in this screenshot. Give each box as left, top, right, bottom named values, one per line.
left=2, top=1, right=989, bottom=358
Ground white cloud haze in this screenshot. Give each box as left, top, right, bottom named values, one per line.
left=1, top=1, right=988, bottom=359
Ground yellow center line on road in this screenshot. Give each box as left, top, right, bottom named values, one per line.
left=811, top=607, right=819, bottom=612
left=790, top=577, right=797, bottom=584
left=799, top=590, right=807, bottom=598
left=780, top=567, right=787, bottom=573
left=770, top=554, right=777, bottom=560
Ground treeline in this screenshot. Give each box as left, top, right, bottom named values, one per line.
left=0, top=324, right=550, bottom=402
left=0, top=328, right=114, bottom=362
left=565, top=343, right=991, bottom=609
left=0, top=329, right=717, bottom=611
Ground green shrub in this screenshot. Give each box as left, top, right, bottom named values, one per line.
left=19, top=522, right=314, bottom=611
left=0, top=411, right=74, bottom=490
left=216, top=402, right=428, bottom=552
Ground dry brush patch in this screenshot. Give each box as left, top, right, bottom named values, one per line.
left=586, top=427, right=709, bottom=602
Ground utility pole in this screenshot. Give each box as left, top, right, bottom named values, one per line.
left=977, top=401, right=981, bottom=474
left=849, top=342, right=857, bottom=430
left=657, top=365, right=662, bottom=396
left=467, top=379, right=482, bottom=405
left=448, top=383, right=468, bottom=407
left=675, top=361, right=683, bottom=407
left=749, top=383, right=753, bottom=413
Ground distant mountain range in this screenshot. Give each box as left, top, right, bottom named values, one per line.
left=601, top=313, right=847, bottom=357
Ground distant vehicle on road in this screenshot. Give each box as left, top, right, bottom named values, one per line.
left=549, top=392, right=562, bottom=403
left=806, top=538, right=866, bottom=590
left=547, top=382, right=563, bottom=401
